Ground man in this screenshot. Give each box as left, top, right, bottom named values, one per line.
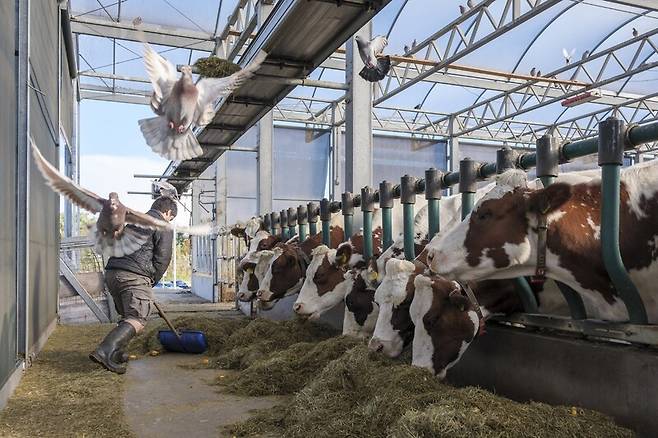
left=90, top=196, right=177, bottom=374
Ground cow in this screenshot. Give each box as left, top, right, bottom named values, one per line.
left=292, top=231, right=383, bottom=337
left=256, top=226, right=345, bottom=303
left=369, top=253, right=567, bottom=359
left=428, top=161, right=658, bottom=323
left=236, top=250, right=276, bottom=302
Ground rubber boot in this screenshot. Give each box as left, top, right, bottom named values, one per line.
left=89, top=322, right=136, bottom=374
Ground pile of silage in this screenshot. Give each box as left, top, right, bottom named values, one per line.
left=214, top=318, right=340, bottom=370
left=222, top=336, right=362, bottom=396
left=227, top=345, right=632, bottom=438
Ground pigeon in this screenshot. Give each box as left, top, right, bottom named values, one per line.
left=414, top=103, right=422, bottom=110
left=536, top=70, right=541, bottom=77
left=466, top=0, right=474, bottom=7
left=138, top=43, right=267, bottom=161
left=354, top=35, right=391, bottom=82
left=404, top=44, right=410, bottom=54
left=581, top=50, right=589, bottom=60
left=31, top=141, right=216, bottom=259
left=530, top=67, right=536, bottom=76
left=459, top=5, right=466, bottom=14
left=633, top=27, right=638, bottom=37
left=562, top=48, right=575, bottom=64
left=411, top=39, right=417, bottom=49
left=152, top=180, right=179, bottom=200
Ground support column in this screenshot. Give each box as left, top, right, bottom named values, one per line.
left=257, top=111, right=273, bottom=215
left=256, top=0, right=274, bottom=214
left=344, top=23, right=372, bottom=193
left=448, top=116, right=460, bottom=196
left=214, top=156, right=227, bottom=303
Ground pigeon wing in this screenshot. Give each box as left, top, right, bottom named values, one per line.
left=370, top=36, right=388, bottom=56
left=143, top=43, right=178, bottom=104
left=31, top=140, right=104, bottom=213
left=125, top=208, right=171, bottom=231
left=193, top=50, right=267, bottom=127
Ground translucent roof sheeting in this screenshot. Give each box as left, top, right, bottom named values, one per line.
left=71, top=0, right=658, bottom=151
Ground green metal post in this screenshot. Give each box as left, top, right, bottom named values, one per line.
left=379, top=181, right=394, bottom=250
left=401, top=175, right=416, bottom=261
left=342, top=192, right=354, bottom=242
left=297, top=205, right=308, bottom=242
left=599, top=118, right=648, bottom=324
left=425, top=168, right=442, bottom=238
left=361, top=187, right=375, bottom=259
left=320, top=198, right=331, bottom=246
left=536, top=135, right=587, bottom=320
left=308, top=202, right=318, bottom=236
left=460, top=192, right=474, bottom=220
left=496, top=149, right=539, bottom=313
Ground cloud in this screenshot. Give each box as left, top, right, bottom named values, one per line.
left=80, top=154, right=191, bottom=225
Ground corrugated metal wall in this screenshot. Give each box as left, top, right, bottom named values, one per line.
left=28, top=0, right=60, bottom=347
left=0, top=0, right=18, bottom=392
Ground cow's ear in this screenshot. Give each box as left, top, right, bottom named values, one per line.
left=448, top=289, right=469, bottom=312
left=335, top=244, right=352, bottom=267
left=526, top=183, right=572, bottom=216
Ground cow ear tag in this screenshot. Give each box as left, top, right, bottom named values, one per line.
left=368, top=270, right=378, bottom=282
left=246, top=268, right=254, bottom=274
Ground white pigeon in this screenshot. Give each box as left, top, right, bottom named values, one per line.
left=138, top=44, right=267, bottom=161
left=562, top=48, right=575, bottom=64
left=354, top=35, right=391, bottom=82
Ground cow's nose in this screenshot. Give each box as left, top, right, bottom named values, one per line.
left=368, top=337, right=384, bottom=353
left=293, top=303, right=303, bottom=314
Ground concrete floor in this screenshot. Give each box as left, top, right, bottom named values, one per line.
left=124, top=354, right=283, bottom=438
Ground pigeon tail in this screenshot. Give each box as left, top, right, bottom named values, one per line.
left=94, top=225, right=150, bottom=260
left=138, top=116, right=203, bottom=160
left=358, top=55, right=390, bottom=82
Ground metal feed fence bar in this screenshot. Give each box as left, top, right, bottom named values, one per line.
left=255, top=118, right=658, bottom=343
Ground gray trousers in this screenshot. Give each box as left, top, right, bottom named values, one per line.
left=105, top=269, right=154, bottom=330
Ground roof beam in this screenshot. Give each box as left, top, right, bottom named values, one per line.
left=372, top=0, right=563, bottom=106
left=69, top=14, right=215, bottom=51
left=444, top=28, right=658, bottom=137
left=604, top=0, right=658, bottom=10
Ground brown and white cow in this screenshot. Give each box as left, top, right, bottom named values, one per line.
left=236, top=230, right=282, bottom=302
left=293, top=231, right=383, bottom=337
left=428, top=161, right=658, bottom=322
left=257, top=226, right=344, bottom=302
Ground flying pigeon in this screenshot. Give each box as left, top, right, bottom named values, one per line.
left=138, top=43, right=267, bottom=161
left=354, top=35, right=391, bottom=82
left=31, top=142, right=216, bottom=259
left=562, top=48, right=575, bottom=64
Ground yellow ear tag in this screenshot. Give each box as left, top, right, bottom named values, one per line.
left=246, top=268, right=254, bottom=274
left=338, top=254, right=348, bottom=265
left=368, top=271, right=378, bottom=282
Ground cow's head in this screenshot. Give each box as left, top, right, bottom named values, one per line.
left=369, top=258, right=419, bottom=358
left=238, top=230, right=279, bottom=270
left=343, top=269, right=379, bottom=338
left=409, top=274, right=480, bottom=379
left=428, top=182, right=572, bottom=282
left=236, top=250, right=276, bottom=302
left=257, top=243, right=307, bottom=302
left=293, top=244, right=352, bottom=320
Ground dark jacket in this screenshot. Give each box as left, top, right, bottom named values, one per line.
left=105, top=209, right=173, bottom=285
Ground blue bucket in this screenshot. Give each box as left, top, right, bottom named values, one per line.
left=157, top=330, right=208, bottom=354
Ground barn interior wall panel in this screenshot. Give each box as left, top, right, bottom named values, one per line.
left=27, top=0, right=60, bottom=347
left=0, top=0, right=19, bottom=393
left=60, top=32, right=73, bottom=143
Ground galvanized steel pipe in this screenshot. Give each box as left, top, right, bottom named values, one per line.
left=379, top=181, right=394, bottom=250
left=401, top=175, right=417, bottom=261
left=320, top=198, right=331, bottom=246
left=361, top=186, right=375, bottom=259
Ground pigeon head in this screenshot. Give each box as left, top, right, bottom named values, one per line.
left=354, top=35, right=366, bottom=48
left=109, top=192, right=119, bottom=209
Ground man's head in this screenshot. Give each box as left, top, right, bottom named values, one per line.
left=151, top=196, right=178, bottom=222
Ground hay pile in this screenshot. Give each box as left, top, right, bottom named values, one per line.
left=193, top=56, right=241, bottom=78
left=214, top=318, right=340, bottom=370
left=223, top=336, right=361, bottom=396
left=227, top=345, right=632, bottom=438
left=0, top=325, right=134, bottom=438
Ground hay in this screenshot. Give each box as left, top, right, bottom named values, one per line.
left=214, top=319, right=339, bottom=369
left=193, top=56, right=241, bottom=78
left=227, top=345, right=631, bottom=438
left=128, top=315, right=249, bottom=356
left=0, top=324, right=134, bottom=438
left=223, top=336, right=362, bottom=396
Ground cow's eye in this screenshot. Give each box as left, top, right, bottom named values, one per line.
left=477, top=210, right=492, bottom=221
